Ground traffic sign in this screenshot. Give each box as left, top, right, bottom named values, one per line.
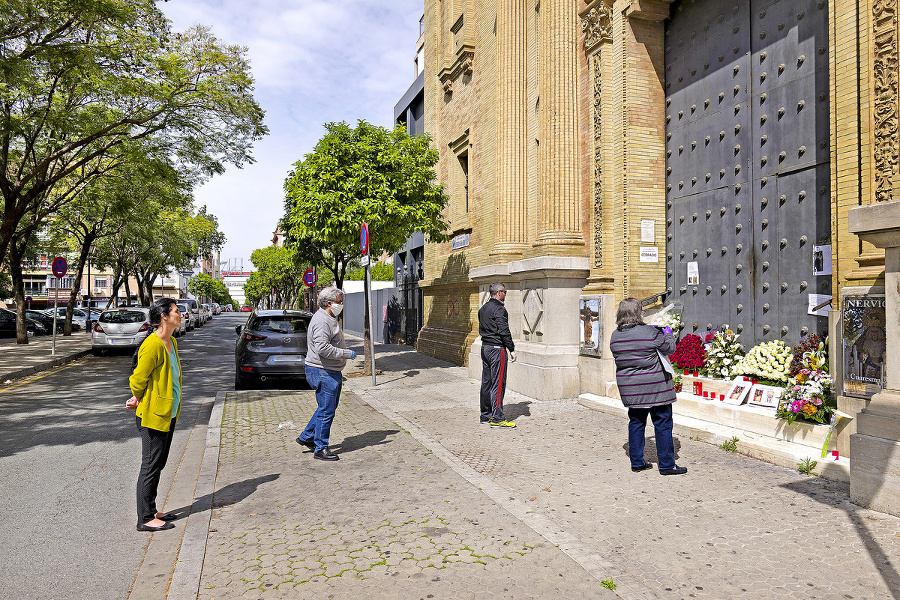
left=52, top=256, right=67, bottom=278
left=303, top=269, right=317, bottom=287
left=25, top=296, right=32, bottom=302
left=360, top=222, right=369, bottom=256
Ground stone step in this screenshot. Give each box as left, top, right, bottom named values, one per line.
left=578, top=393, right=850, bottom=483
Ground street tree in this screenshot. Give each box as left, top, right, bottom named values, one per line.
left=282, top=120, right=450, bottom=374
left=0, top=1, right=267, bottom=271
left=188, top=272, right=216, bottom=303
left=249, top=245, right=304, bottom=309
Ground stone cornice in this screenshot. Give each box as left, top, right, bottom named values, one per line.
left=624, top=0, right=675, bottom=22
left=438, top=43, right=474, bottom=96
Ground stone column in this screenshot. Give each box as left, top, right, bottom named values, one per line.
left=492, top=0, right=528, bottom=257
left=535, top=0, right=582, bottom=248
left=848, top=200, right=900, bottom=516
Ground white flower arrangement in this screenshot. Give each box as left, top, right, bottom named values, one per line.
left=703, top=330, right=745, bottom=379
left=647, top=307, right=682, bottom=330
left=731, top=339, right=792, bottom=383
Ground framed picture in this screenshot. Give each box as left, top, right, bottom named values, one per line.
left=723, top=377, right=753, bottom=406
left=746, top=384, right=784, bottom=409
left=579, top=296, right=602, bottom=357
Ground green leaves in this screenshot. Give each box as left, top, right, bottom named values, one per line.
left=283, top=120, right=449, bottom=287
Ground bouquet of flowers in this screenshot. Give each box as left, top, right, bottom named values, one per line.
left=704, top=329, right=745, bottom=379
left=647, top=305, right=682, bottom=331
left=731, top=340, right=792, bottom=384
left=669, top=334, right=706, bottom=372
left=789, top=334, right=827, bottom=377
left=673, top=374, right=683, bottom=393
left=776, top=347, right=835, bottom=424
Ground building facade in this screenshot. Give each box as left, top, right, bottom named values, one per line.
left=418, top=0, right=888, bottom=407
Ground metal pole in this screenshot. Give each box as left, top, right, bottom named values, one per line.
left=365, top=262, right=376, bottom=386
left=51, top=277, right=58, bottom=356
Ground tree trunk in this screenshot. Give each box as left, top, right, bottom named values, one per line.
left=124, top=277, right=132, bottom=306
left=64, top=232, right=96, bottom=335
left=8, top=239, right=29, bottom=344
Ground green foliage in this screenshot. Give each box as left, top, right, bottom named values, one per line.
left=344, top=261, right=395, bottom=281
left=282, top=120, right=449, bottom=287
left=188, top=273, right=217, bottom=300
left=244, top=245, right=304, bottom=309
left=720, top=436, right=739, bottom=453
left=798, top=457, right=818, bottom=476
left=600, top=578, right=616, bottom=590
left=0, top=0, right=267, bottom=268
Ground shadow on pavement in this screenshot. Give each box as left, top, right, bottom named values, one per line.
left=167, top=473, right=281, bottom=517
left=620, top=438, right=683, bottom=464
left=504, top=401, right=531, bottom=421
left=782, top=479, right=900, bottom=598
left=331, top=429, right=400, bottom=454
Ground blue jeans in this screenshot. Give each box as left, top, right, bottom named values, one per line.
left=627, top=404, right=676, bottom=470
left=300, top=366, right=343, bottom=452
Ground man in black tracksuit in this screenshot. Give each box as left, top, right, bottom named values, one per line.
left=478, top=282, right=517, bottom=428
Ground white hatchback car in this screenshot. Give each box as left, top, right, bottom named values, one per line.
left=92, top=307, right=152, bottom=354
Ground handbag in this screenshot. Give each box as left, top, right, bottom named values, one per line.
left=656, top=349, right=675, bottom=377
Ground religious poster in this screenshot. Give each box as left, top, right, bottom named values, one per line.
left=843, top=295, right=886, bottom=398
left=724, top=377, right=753, bottom=406
left=579, top=296, right=601, bottom=357
left=687, top=261, right=699, bottom=285
left=747, top=384, right=783, bottom=409
left=813, top=245, right=832, bottom=276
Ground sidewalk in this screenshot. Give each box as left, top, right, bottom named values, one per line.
left=173, top=342, right=900, bottom=599
left=0, top=332, right=92, bottom=383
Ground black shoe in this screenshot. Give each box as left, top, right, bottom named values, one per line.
left=296, top=437, right=315, bottom=449
left=660, top=465, right=688, bottom=475
left=631, top=462, right=653, bottom=472
left=313, top=448, right=339, bottom=461
left=136, top=522, right=175, bottom=532
left=156, top=513, right=178, bottom=522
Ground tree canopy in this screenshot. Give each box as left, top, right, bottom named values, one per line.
left=282, top=120, right=449, bottom=289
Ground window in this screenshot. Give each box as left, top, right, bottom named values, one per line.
left=94, top=278, right=107, bottom=289
left=458, top=152, right=469, bottom=213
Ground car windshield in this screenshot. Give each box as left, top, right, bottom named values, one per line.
left=248, top=316, right=310, bottom=333
left=100, top=310, right=146, bottom=324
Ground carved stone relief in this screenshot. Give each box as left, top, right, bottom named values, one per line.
left=592, top=53, right=603, bottom=268
left=874, top=0, right=900, bottom=202
left=522, top=287, right=544, bottom=339
left=581, top=2, right=613, bottom=54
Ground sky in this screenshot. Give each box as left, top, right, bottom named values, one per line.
left=158, top=0, right=424, bottom=272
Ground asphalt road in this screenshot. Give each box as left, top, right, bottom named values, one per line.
left=0, top=313, right=248, bottom=600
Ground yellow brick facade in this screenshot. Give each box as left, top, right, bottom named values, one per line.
left=419, top=0, right=896, bottom=367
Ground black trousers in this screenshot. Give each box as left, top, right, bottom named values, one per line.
left=136, top=416, right=176, bottom=524
left=480, top=344, right=508, bottom=422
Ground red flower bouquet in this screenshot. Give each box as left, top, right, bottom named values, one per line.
left=669, top=334, right=706, bottom=372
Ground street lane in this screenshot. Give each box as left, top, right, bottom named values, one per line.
left=0, top=313, right=245, bottom=600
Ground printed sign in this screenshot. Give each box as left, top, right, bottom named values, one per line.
left=687, top=261, right=699, bottom=285
left=639, top=247, right=659, bottom=263
left=451, top=233, right=470, bottom=250
left=640, top=220, right=655, bottom=243
left=813, top=245, right=832, bottom=276
left=843, top=294, right=886, bottom=398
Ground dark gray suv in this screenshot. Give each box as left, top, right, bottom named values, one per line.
left=234, top=309, right=312, bottom=389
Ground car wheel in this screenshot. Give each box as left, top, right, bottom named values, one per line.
left=26, top=329, right=35, bottom=338
left=235, top=367, right=249, bottom=390
left=91, top=348, right=103, bottom=356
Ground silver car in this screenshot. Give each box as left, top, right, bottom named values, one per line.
left=92, top=307, right=152, bottom=354
left=177, top=303, right=194, bottom=332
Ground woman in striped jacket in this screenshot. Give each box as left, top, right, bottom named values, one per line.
left=609, top=298, right=687, bottom=475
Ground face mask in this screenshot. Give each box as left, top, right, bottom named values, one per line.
left=330, top=302, right=343, bottom=317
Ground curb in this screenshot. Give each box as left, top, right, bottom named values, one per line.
left=0, top=348, right=92, bottom=383
left=167, top=390, right=225, bottom=600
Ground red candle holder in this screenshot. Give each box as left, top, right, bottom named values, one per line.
left=751, top=378, right=758, bottom=385
left=719, top=393, right=725, bottom=401
left=703, top=391, right=709, bottom=398
left=693, top=382, right=702, bottom=395
left=684, top=369, right=689, bottom=376
left=693, top=370, right=699, bottom=377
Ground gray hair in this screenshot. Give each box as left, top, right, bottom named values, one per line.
left=489, top=282, right=506, bottom=298
left=615, top=297, right=645, bottom=329
left=318, top=286, right=345, bottom=308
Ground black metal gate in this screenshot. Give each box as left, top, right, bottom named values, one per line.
left=665, top=0, right=831, bottom=344
left=399, top=272, right=422, bottom=345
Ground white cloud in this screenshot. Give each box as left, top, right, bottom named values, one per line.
left=159, top=0, right=424, bottom=265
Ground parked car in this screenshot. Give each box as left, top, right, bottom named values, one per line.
left=201, top=303, right=212, bottom=322
left=91, top=307, right=152, bottom=354
left=177, top=302, right=194, bottom=332
left=211, top=303, right=221, bottom=315
left=44, top=307, right=89, bottom=330
left=240, top=305, right=252, bottom=312
left=0, top=309, right=46, bottom=337
left=180, top=298, right=201, bottom=326
left=25, top=310, right=79, bottom=332
left=234, top=310, right=312, bottom=389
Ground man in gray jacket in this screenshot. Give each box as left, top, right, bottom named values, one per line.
left=296, top=287, right=356, bottom=461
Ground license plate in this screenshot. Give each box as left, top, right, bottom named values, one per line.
left=267, top=355, right=302, bottom=364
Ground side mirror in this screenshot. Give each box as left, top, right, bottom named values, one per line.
left=235, top=325, right=242, bottom=335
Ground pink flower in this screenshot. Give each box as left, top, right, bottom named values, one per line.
left=812, top=397, right=822, bottom=406
left=791, top=400, right=805, bottom=413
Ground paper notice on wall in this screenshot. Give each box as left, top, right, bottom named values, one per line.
left=639, top=247, right=658, bottom=262
left=640, top=220, right=655, bottom=243
left=687, top=261, right=699, bottom=285
left=808, top=294, right=832, bottom=316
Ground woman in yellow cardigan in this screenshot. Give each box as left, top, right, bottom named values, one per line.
left=126, top=298, right=183, bottom=532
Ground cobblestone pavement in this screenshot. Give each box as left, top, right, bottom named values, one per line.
left=198, top=388, right=610, bottom=599
left=199, top=344, right=900, bottom=599
left=343, top=347, right=900, bottom=600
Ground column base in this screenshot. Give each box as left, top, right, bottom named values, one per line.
left=850, top=433, right=900, bottom=517
left=468, top=338, right=582, bottom=401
